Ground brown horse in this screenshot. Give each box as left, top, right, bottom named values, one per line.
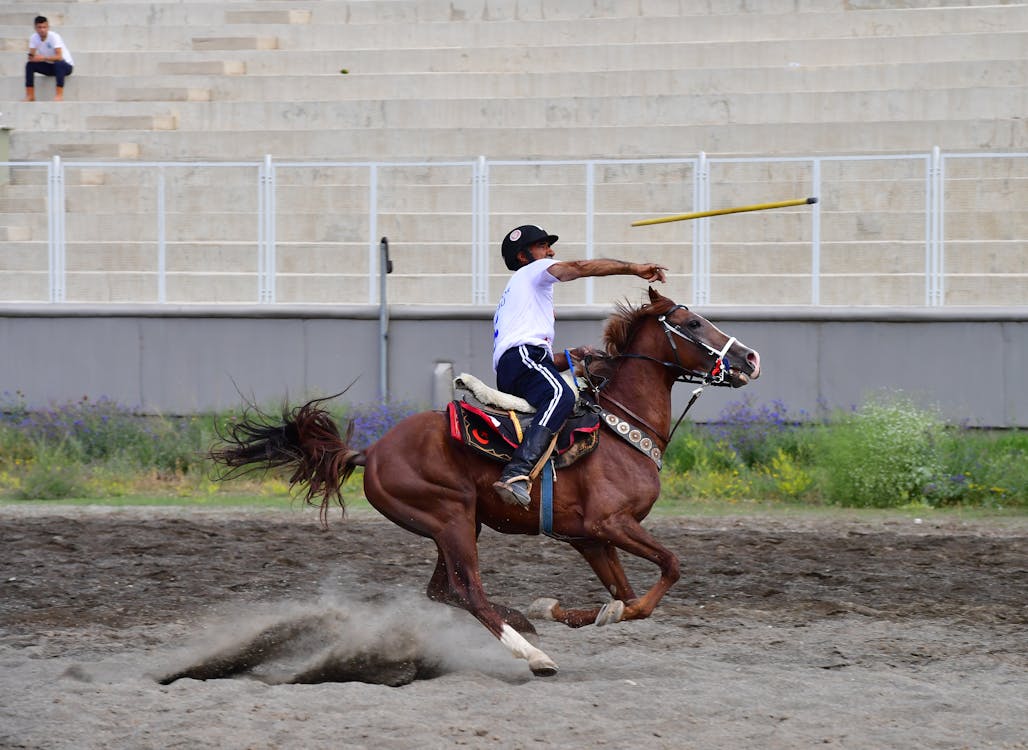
left=210, top=287, right=760, bottom=676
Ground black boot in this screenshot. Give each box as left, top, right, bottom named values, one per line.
left=493, top=424, right=557, bottom=507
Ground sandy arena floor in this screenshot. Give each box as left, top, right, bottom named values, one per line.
left=1, top=504, right=1025, bottom=749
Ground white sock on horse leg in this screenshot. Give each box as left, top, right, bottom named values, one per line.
left=499, top=624, right=558, bottom=675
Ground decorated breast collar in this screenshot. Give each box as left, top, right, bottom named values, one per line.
left=596, top=407, right=662, bottom=470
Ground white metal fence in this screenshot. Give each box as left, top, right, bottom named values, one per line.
left=2, top=149, right=1025, bottom=306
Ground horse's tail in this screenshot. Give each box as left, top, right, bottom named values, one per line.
left=209, top=396, right=364, bottom=523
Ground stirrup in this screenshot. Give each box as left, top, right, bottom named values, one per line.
left=493, top=475, right=532, bottom=508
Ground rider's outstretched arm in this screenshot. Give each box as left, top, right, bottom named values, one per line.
left=548, top=259, right=667, bottom=284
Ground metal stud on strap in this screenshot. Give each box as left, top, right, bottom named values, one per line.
left=598, top=408, right=662, bottom=469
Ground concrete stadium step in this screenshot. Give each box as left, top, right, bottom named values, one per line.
left=156, top=60, right=247, bottom=76
left=0, top=214, right=47, bottom=237
left=756, top=273, right=925, bottom=305
left=945, top=274, right=1028, bottom=306
left=945, top=242, right=1028, bottom=274
left=0, top=271, right=48, bottom=302
left=0, top=24, right=280, bottom=51
left=9, top=85, right=1024, bottom=132
left=0, top=225, right=33, bottom=241
left=113, top=87, right=213, bottom=102
left=46, top=271, right=483, bottom=305
left=192, top=36, right=279, bottom=51
left=14, top=264, right=1015, bottom=307
left=7, top=139, right=144, bottom=160
left=0, top=194, right=41, bottom=213
left=54, top=205, right=1003, bottom=248
left=15, top=230, right=1025, bottom=280
left=84, top=114, right=179, bottom=131
left=15, top=56, right=1020, bottom=104
left=0, top=3, right=315, bottom=27
left=51, top=240, right=496, bottom=277
left=58, top=271, right=258, bottom=304
left=344, top=267, right=952, bottom=308
left=5, top=3, right=1020, bottom=47
left=20, top=164, right=1028, bottom=220
left=9, top=116, right=1025, bottom=163
left=3, top=0, right=1013, bottom=28
left=4, top=28, right=1022, bottom=80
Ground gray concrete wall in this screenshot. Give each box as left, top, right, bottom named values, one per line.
left=1, top=304, right=1026, bottom=427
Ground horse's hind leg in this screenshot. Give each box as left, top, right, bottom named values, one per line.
left=426, top=548, right=538, bottom=638
left=433, top=528, right=557, bottom=676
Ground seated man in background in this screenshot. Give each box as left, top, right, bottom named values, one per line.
left=24, top=15, right=74, bottom=101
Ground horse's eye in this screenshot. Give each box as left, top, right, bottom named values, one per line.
left=687, top=320, right=702, bottom=330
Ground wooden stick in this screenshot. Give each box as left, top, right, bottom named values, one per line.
left=631, top=197, right=818, bottom=227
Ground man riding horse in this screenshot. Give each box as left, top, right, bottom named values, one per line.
left=491, top=224, right=669, bottom=507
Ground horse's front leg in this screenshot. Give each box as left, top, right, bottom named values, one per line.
left=529, top=540, right=638, bottom=628
left=533, top=517, right=679, bottom=626
left=594, top=516, right=680, bottom=622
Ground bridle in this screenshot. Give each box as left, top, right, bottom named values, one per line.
left=581, top=304, right=741, bottom=455
left=599, top=304, right=737, bottom=387
left=656, top=304, right=737, bottom=387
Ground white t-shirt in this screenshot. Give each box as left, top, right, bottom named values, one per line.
left=29, top=31, right=74, bottom=66
left=492, top=258, right=561, bottom=370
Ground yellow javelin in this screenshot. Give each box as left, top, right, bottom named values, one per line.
left=631, top=197, right=818, bottom=227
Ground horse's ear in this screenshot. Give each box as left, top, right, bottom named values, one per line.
left=647, top=286, right=666, bottom=304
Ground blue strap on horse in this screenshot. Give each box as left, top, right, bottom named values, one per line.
left=540, top=459, right=555, bottom=536
left=539, top=458, right=585, bottom=541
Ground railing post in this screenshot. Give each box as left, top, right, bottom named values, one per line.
left=934, top=146, right=945, bottom=306
left=157, top=166, right=166, bottom=303
left=47, top=155, right=66, bottom=302
left=47, top=156, right=55, bottom=302
left=257, top=154, right=276, bottom=303
left=267, top=155, right=276, bottom=303
left=692, top=152, right=710, bottom=305
left=585, top=160, right=595, bottom=304
left=472, top=156, right=490, bottom=304
left=811, top=158, right=822, bottom=305
left=926, top=147, right=944, bottom=306
left=368, top=163, right=379, bottom=304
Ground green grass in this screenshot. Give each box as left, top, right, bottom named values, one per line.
left=1, top=391, right=1026, bottom=511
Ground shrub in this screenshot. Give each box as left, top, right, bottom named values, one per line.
left=816, top=395, right=944, bottom=507
left=925, top=428, right=1028, bottom=507
left=764, top=448, right=814, bottom=500
left=14, top=444, right=88, bottom=500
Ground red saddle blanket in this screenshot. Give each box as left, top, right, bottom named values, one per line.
left=447, top=400, right=601, bottom=469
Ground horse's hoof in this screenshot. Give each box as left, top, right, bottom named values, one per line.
left=594, top=599, right=625, bottom=627
left=527, top=597, right=559, bottom=621
left=529, top=655, right=559, bottom=677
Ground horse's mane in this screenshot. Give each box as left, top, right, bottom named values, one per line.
left=602, top=295, right=677, bottom=356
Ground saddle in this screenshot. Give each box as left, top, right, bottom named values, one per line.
left=447, top=373, right=600, bottom=469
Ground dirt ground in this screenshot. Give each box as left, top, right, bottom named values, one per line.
left=0, top=504, right=1025, bottom=750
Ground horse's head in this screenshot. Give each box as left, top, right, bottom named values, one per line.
left=603, top=288, right=761, bottom=388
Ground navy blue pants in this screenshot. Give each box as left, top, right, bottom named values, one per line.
left=496, top=344, right=576, bottom=432
left=26, top=60, right=73, bottom=88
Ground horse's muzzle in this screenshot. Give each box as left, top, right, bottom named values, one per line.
left=729, top=348, right=761, bottom=386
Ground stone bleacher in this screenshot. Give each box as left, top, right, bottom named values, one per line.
left=0, top=0, right=1025, bottom=305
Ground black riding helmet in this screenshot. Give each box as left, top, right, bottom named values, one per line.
left=500, top=225, right=559, bottom=271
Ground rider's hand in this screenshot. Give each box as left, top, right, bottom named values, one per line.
left=636, top=263, right=668, bottom=283
left=569, top=346, right=603, bottom=361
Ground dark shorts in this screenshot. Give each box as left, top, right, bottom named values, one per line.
left=495, top=344, right=575, bottom=430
